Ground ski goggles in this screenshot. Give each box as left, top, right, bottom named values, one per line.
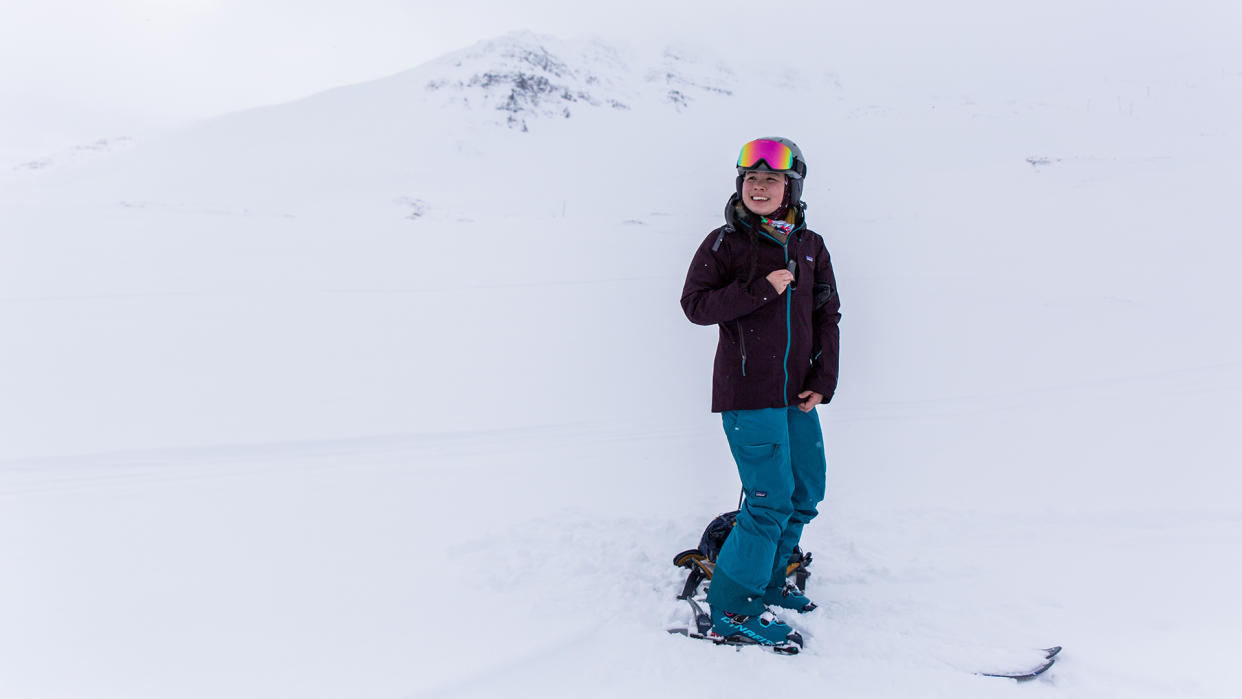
left=737, top=139, right=802, bottom=176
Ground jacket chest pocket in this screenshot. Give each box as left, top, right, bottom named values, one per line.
left=793, top=253, right=816, bottom=289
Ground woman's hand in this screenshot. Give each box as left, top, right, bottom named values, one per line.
left=766, top=269, right=794, bottom=294
left=796, top=390, right=823, bottom=412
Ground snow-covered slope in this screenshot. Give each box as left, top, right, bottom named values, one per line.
left=2, top=28, right=1241, bottom=699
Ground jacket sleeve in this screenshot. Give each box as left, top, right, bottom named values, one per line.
left=680, top=229, right=777, bottom=326
left=803, top=242, right=841, bottom=401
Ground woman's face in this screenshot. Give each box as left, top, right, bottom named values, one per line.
left=741, top=171, right=787, bottom=216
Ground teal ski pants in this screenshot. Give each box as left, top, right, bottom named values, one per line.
left=706, top=405, right=827, bottom=616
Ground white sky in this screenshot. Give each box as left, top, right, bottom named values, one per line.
left=1, top=0, right=1239, bottom=164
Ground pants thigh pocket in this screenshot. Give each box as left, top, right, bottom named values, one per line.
left=735, top=444, right=793, bottom=505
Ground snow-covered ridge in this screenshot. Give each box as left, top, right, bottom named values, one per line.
left=417, top=31, right=739, bottom=130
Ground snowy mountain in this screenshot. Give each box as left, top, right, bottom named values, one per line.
left=2, top=28, right=1241, bottom=699
left=4, top=32, right=760, bottom=211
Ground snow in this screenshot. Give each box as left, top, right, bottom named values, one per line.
left=2, top=25, right=1241, bottom=699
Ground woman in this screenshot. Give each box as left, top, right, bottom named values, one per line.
left=680, top=137, right=841, bottom=647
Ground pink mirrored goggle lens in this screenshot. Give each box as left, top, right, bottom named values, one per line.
left=737, top=139, right=795, bottom=171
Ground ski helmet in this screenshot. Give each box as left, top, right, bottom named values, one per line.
left=735, top=137, right=807, bottom=210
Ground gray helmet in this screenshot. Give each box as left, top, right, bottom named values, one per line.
left=735, top=136, right=807, bottom=210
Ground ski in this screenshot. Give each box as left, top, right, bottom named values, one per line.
left=978, top=659, right=1055, bottom=681
left=977, top=646, right=1062, bottom=681
left=667, top=625, right=804, bottom=655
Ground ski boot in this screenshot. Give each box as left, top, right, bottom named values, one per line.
left=710, top=606, right=798, bottom=647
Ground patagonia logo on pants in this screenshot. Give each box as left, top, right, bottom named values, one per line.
left=753, top=490, right=768, bottom=498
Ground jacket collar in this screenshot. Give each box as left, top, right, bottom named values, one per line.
left=723, top=194, right=806, bottom=244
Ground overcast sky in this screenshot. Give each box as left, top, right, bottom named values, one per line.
left=2, top=1, right=1238, bottom=164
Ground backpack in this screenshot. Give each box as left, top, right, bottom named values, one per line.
left=672, top=510, right=812, bottom=600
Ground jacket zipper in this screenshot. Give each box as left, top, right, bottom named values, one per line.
left=783, top=225, right=807, bottom=404
left=747, top=221, right=806, bottom=401
left=782, top=247, right=791, bottom=403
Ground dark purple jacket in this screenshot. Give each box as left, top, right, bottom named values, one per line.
left=681, top=196, right=841, bottom=412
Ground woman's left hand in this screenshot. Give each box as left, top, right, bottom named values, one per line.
left=796, top=390, right=824, bottom=412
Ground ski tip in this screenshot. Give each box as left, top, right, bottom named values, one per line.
left=1043, top=645, right=1063, bottom=659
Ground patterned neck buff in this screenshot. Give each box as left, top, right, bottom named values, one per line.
left=761, top=216, right=796, bottom=237
left=732, top=199, right=798, bottom=245
left=759, top=213, right=796, bottom=244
